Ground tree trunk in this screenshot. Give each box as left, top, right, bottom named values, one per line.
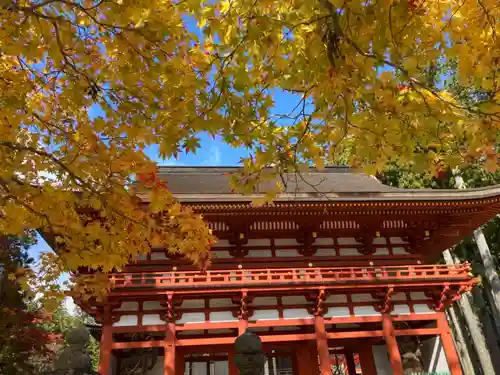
left=444, top=303, right=476, bottom=374
left=473, top=228, right=500, bottom=333
left=444, top=249, right=496, bottom=375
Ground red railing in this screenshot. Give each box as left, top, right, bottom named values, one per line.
left=108, top=264, right=472, bottom=291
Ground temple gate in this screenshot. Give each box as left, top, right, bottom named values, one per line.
left=72, top=166, right=500, bottom=375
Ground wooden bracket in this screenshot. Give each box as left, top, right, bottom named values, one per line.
left=372, top=287, right=394, bottom=314
left=306, top=289, right=327, bottom=316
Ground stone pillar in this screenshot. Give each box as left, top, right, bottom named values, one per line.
left=164, top=322, right=176, bottom=375
left=314, top=316, right=331, bottom=375
left=437, top=312, right=463, bottom=375
left=382, top=313, right=403, bottom=375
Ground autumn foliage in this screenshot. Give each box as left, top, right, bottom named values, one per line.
left=0, top=0, right=499, bottom=300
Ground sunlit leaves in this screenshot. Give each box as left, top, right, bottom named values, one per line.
left=0, top=0, right=499, bottom=302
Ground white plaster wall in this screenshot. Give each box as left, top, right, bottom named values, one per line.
left=209, top=311, right=238, bottom=322
left=392, top=247, right=409, bottom=255
left=421, top=336, right=451, bottom=374
left=391, top=293, right=407, bottom=301
left=212, top=251, right=231, bottom=259
left=180, top=299, right=205, bottom=309
left=252, top=296, right=278, bottom=305
left=325, top=294, right=347, bottom=303
left=413, top=304, right=436, bottom=314
left=324, top=306, right=350, bottom=318
left=116, top=301, right=139, bottom=311
left=209, top=298, right=234, bottom=308
left=391, top=304, right=411, bottom=315
left=247, top=239, right=271, bottom=246
left=410, top=292, right=427, bottom=300
left=281, top=295, right=308, bottom=305
left=246, top=250, right=273, bottom=257
left=283, top=308, right=313, bottom=319
left=353, top=306, right=380, bottom=317
left=274, top=249, right=300, bottom=257
left=252, top=309, right=280, bottom=321
left=212, top=239, right=230, bottom=247
left=337, top=237, right=360, bottom=245
left=113, top=315, right=138, bottom=327
left=372, top=345, right=392, bottom=375
left=316, top=248, right=336, bottom=256
left=338, top=248, right=362, bottom=256
left=373, top=237, right=387, bottom=245
left=351, top=294, right=375, bottom=302
left=315, top=237, right=334, bottom=245
left=390, top=237, right=407, bottom=244
left=143, top=314, right=164, bottom=325
left=275, top=238, right=300, bottom=246
left=177, top=312, right=205, bottom=324
left=144, top=301, right=163, bottom=310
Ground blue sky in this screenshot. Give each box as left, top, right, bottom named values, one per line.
left=27, top=14, right=308, bottom=311
left=28, top=87, right=303, bottom=282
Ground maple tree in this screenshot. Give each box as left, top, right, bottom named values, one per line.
left=0, top=232, right=54, bottom=374
left=0, top=0, right=498, bottom=301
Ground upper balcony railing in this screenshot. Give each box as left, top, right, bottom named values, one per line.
left=108, top=264, right=473, bottom=292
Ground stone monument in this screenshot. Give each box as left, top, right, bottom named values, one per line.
left=234, top=330, right=266, bottom=375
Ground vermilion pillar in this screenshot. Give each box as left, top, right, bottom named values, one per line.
left=296, top=343, right=313, bottom=375
left=314, top=316, right=331, bottom=375
left=228, top=347, right=237, bottom=375
left=175, top=349, right=184, bottom=375
left=437, top=312, right=463, bottom=375
left=382, top=313, right=403, bottom=375
left=238, top=318, right=248, bottom=335
left=358, top=345, right=377, bottom=375
left=98, top=323, right=112, bottom=375
left=164, top=322, right=176, bottom=375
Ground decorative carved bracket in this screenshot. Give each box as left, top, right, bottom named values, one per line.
left=306, top=289, right=327, bottom=316
left=425, top=285, right=472, bottom=311
left=160, top=294, right=182, bottom=323
left=232, top=291, right=253, bottom=319
left=372, top=287, right=394, bottom=313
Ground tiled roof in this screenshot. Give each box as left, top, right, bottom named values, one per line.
left=150, top=166, right=500, bottom=203
left=157, top=166, right=396, bottom=195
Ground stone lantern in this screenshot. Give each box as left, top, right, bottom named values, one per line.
left=234, top=330, right=266, bottom=375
